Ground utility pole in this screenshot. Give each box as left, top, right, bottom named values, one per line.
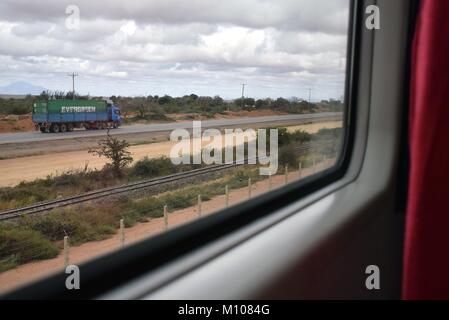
left=67, top=73, right=79, bottom=100
left=307, top=88, right=312, bottom=113
left=241, top=83, right=246, bottom=109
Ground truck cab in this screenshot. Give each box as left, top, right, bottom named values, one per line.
left=111, top=105, right=121, bottom=123
left=106, top=99, right=121, bottom=127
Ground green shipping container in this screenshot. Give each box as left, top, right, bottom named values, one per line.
left=33, top=101, right=48, bottom=114
left=32, top=99, right=120, bottom=133
left=32, top=99, right=109, bottom=127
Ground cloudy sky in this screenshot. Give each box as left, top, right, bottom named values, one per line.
left=0, top=0, right=349, bottom=100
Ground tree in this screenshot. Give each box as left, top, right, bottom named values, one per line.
left=158, top=95, right=173, bottom=105
left=212, top=95, right=224, bottom=107
left=273, top=97, right=290, bottom=110
left=89, top=131, right=133, bottom=176
left=255, top=99, right=265, bottom=109
left=39, top=90, right=50, bottom=100
left=137, top=104, right=149, bottom=119
left=244, top=98, right=255, bottom=107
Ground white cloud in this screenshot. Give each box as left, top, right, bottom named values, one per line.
left=0, top=0, right=350, bottom=99
left=120, top=21, right=137, bottom=36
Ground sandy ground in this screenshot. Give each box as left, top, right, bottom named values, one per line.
left=0, top=121, right=342, bottom=187
left=0, top=140, right=177, bottom=186
left=286, top=121, right=342, bottom=134
left=0, top=159, right=334, bottom=294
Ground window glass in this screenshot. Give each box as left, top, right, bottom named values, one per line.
left=0, top=0, right=350, bottom=294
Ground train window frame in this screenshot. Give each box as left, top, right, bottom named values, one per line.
left=139, top=0, right=415, bottom=300
left=3, top=0, right=365, bottom=299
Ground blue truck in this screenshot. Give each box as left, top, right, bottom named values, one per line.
left=32, top=99, right=121, bottom=133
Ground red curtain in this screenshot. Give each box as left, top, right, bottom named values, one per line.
left=403, top=0, right=449, bottom=299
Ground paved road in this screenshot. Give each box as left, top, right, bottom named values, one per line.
left=0, top=113, right=342, bottom=144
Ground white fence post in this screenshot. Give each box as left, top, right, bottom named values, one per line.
left=298, top=162, right=302, bottom=179
left=164, top=205, right=168, bottom=230
left=269, top=173, right=272, bottom=191
left=120, top=219, right=125, bottom=248
left=285, top=165, right=289, bottom=185
left=63, top=236, right=69, bottom=268
left=225, top=185, right=229, bottom=208
left=248, top=178, right=252, bottom=199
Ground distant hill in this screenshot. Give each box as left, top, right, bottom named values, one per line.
left=0, top=81, right=46, bottom=95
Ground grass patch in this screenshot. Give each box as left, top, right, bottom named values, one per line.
left=16, top=201, right=128, bottom=245
left=0, top=225, right=59, bottom=272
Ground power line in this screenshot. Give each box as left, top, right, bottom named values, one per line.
left=241, top=83, right=247, bottom=109
left=307, top=88, right=312, bottom=112
left=67, top=73, right=79, bottom=100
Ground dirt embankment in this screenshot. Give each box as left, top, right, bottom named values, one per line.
left=0, top=115, right=35, bottom=133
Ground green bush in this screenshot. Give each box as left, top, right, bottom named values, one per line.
left=279, top=145, right=300, bottom=168
left=0, top=97, right=33, bottom=115
left=313, top=127, right=342, bottom=140
left=130, top=157, right=178, bottom=178
left=0, top=225, right=59, bottom=272
left=312, top=128, right=343, bottom=158
left=19, top=214, right=79, bottom=241
left=290, top=130, right=312, bottom=143
left=130, top=197, right=164, bottom=219
left=164, top=193, right=194, bottom=210
left=17, top=206, right=119, bottom=244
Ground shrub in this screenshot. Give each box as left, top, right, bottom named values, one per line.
left=130, top=157, right=178, bottom=178
left=89, top=133, right=133, bottom=177
left=17, top=205, right=120, bottom=244
left=313, top=127, right=343, bottom=141
left=290, top=130, right=312, bottom=143
left=19, top=214, right=80, bottom=241
left=164, top=193, right=194, bottom=210
left=0, top=98, right=33, bottom=115
left=130, top=197, right=164, bottom=219
left=279, top=145, right=300, bottom=168
left=0, top=225, right=59, bottom=272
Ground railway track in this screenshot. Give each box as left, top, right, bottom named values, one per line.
left=0, top=142, right=328, bottom=221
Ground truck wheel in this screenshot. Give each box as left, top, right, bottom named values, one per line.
left=40, top=127, right=46, bottom=133
left=68, top=123, right=74, bottom=132
left=51, top=124, right=60, bottom=133
left=60, top=124, right=67, bottom=133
